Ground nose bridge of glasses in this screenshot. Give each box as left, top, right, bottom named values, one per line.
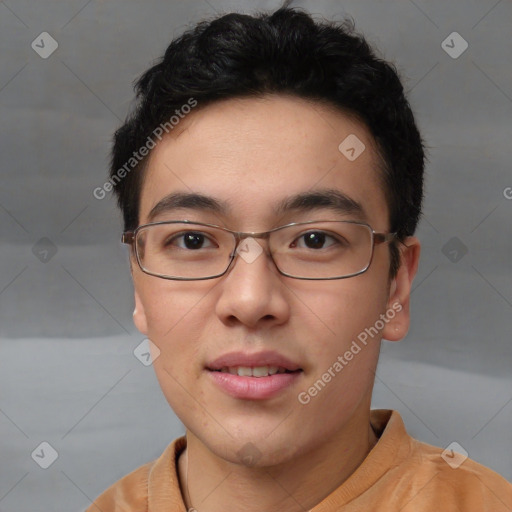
left=233, top=229, right=271, bottom=240
left=229, top=230, right=272, bottom=261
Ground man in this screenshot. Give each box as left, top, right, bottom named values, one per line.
left=87, top=6, right=512, bottom=511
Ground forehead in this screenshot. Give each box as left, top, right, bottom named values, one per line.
left=139, top=95, right=389, bottom=229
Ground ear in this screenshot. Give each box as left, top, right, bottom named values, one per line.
left=133, top=287, right=149, bottom=336
left=382, top=236, right=421, bottom=342
left=129, top=252, right=149, bottom=336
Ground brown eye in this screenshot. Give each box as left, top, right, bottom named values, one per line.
left=165, top=231, right=217, bottom=250
left=292, top=231, right=340, bottom=250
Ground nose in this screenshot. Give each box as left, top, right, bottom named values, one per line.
left=214, top=237, right=291, bottom=329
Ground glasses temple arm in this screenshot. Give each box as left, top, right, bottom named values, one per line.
left=121, top=232, right=135, bottom=244
left=374, top=232, right=398, bottom=245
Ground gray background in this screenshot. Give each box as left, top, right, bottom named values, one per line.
left=1, top=0, right=511, bottom=510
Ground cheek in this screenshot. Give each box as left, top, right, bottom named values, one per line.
left=293, top=274, right=390, bottom=362
left=137, top=281, right=211, bottom=414
left=136, top=279, right=214, bottom=386
left=139, top=280, right=208, bottom=338
left=293, top=282, right=388, bottom=423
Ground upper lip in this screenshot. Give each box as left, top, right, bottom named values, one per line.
left=206, top=351, right=302, bottom=371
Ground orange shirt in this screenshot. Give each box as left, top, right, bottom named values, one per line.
left=86, top=409, right=512, bottom=511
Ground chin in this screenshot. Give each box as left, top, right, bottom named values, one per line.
left=204, top=433, right=302, bottom=468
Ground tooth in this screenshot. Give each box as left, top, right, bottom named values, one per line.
left=228, top=367, right=238, bottom=375
left=268, top=366, right=279, bottom=375
left=252, top=366, right=269, bottom=377
left=221, top=367, right=229, bottom=373
left=237, top=366, right=252, bottom=377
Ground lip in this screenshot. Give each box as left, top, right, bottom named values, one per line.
left=205, top=350, right=303, bottom=400
left=208, top=371, right=302, bottom=400
left=206, top=350, right=302, bottom=371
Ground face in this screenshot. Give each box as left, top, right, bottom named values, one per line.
left=131, top=95, right=419, bottom=466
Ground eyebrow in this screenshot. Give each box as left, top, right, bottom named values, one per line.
left=147, top=188, right=366, bottom=222
left=275, top=189, right=366, bottom=219
left=147, top=192, right=231, bottom=222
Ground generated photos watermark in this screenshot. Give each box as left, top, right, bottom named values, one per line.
left=441, top=441, right=469, bottom=469
left=93, top=97, right=198, bottom=200
left=298, top=302, right=402, bottom=405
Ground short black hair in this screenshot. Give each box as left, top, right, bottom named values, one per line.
left=110, top=6, right=425, bottom=277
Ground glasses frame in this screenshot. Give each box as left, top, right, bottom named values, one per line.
left=121, top=219, right=397, bottom=281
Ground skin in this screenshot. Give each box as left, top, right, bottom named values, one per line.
left=130, top=94, right=420, bottom=511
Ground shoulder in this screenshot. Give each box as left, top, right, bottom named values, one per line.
left=85, top=460, right=153, bottom=512
left=85, top=436, right=186, bottom=512
left=405, top=437, right=512, bottom=510
left=367, top=410, right=512, bottom=511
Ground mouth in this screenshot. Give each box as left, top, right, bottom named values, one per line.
left=205, top=351, right=304, bottom=400
left=208, top=366, right=301, bottom=377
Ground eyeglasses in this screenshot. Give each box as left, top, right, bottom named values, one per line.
left=121, top=220, right=397, bottom=281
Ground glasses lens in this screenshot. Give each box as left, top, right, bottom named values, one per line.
left=136, top=223, right=234, bottom=279
left=270, top=221, right=373, bottom=279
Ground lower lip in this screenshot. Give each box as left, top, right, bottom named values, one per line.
left=207, top=370, right=302, bottom=400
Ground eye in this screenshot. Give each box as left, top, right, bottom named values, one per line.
left=292, top=231, right=341, bottom=250
left=165, top=231, right=217, bottom=250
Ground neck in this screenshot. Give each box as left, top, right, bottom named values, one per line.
left=178, top=410, right=379, bottom=512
